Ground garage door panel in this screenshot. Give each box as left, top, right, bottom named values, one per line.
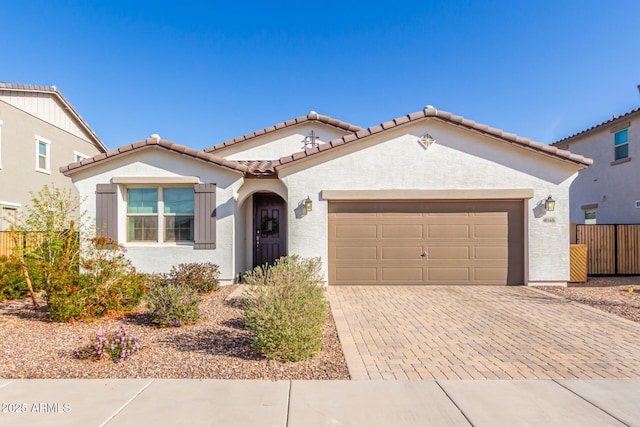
left=329, top=200, right=524, bottom=286
left=335, top=246, right=378, bottom=260
left=474, top=267, right=508, bottom=281
left=474, top=224, right=508, bottom=238
left=335, top=224, right=377, bottom=239
left=381, top=246, right=422, bottom=260
left=382, top=267, right=423, bottom=281
left=335, top=267, right=377, bottom=282
left=475, top=247, right=508, bottom=260
left=427, top=224, right=470, bottom=238
left=427, top=246, right=470, bottom=260
left=381, top=224, right=423, bottom=238
left=428, top=268, right=470, bottom=281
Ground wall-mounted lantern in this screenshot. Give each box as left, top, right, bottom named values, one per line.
left=304, top=196, right=313, bottom=212
left=544, top=195, right=556, bottom=212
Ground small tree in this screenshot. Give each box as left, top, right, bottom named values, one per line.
left=11, top=184, right=86, bottom=287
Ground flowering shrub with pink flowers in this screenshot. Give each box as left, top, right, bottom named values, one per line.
left=80, top=323, right=142, bottom=363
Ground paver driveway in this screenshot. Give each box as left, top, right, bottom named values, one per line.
left=328, top=286, right=640, bottom=380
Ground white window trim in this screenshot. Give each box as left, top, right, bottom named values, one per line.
left=0, top=119, right=4, bottom=169
left=74, top=151, right=89, bottom=163
left=35, top=135, right=51, bottom=174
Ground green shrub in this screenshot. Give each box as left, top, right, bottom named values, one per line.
left=0, top=256, right=29, bottom=301
left=169, top=262, right=220, bottom=294
left=0, top=255, right=45, bottom=302
left=242, top=255, right=326, bottom=362
left=145, top=275, right=200, bottom=327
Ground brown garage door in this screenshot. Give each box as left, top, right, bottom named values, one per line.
left=328, top=201, right=524, bottom=285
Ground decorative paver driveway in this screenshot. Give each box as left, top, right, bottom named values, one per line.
left=328, top=286, right=640, bottom=380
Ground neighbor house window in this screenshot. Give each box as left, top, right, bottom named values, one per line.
left=35, top=136, right=51, bottom=173
left=0, top=205, right=18, bottom=231
left=126, top=187, right=194, bottom=243
left=614, top=129, right=629, bottom=161
left=74, top=151, right=89, bottom=163
left=584, top=208, right=597, bottom=225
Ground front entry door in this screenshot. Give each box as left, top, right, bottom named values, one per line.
left=253, top=194, right=286, bottom=267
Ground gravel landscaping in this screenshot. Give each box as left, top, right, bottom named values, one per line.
left=0, top=285, right=350, bottom=380
left=542, top=276, right=640, bottom=323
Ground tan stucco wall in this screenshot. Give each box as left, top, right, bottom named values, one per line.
left=0, top=100, right=103, bottom=221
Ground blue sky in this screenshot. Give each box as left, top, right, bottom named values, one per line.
left=3, top=0, right=639, bottom=150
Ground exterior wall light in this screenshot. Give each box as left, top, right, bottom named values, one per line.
left=544, top=195, right=556, bottom=212
left=304, top=196, right=313, bottom=212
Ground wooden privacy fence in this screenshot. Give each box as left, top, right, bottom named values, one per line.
left=0, top=232, right=46, bottom=257
left=576, top=224, right=640, bottom=275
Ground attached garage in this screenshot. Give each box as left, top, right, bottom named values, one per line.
left=328, top=199, right=524, bottom=286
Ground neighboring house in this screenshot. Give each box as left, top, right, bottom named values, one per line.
left=61, top=107, right=591, bottom=286
left=0, top=83, right=107, bottom=230
left=552, top=108, right=640, bottom=224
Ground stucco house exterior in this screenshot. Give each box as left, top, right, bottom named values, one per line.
left=61, top=107, right=591, bottom=286
left=0, top=83, right=107, bottom=230
left=552, top=107, right=640, bottom=225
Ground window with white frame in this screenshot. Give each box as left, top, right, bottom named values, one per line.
left=35, top=136, right=51, bottom=173
left=584, top=208, right=597, bottom=225
left=0, top=205, right=19, bottom=231
left=74, top=151, right=89, bottom=163
left=614, top=129, right=629, bottom=161
left=126, top=187, right=194, bottom=242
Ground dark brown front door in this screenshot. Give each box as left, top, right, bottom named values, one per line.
left=253, top=194, right=286, bottom=267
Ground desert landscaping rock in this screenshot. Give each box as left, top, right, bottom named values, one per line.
left=0, top=285, right=349, bottom=380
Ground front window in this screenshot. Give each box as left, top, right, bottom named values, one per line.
left=164, top=188, right=194, bottom=241
left=35, top=136, right=51, bottom=173
left=127, top=187, right=194, bottom=243
left=614, top=129, right=629, bottom=161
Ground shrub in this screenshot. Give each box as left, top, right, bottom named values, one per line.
left=169, top=262, right=220, bottom=294
left=0, top=256, right=30, bottom=301
left=145, top=275, right=200, bottom=327
left=80, top=323, right=142, bottom=363
left=45, top=237, right=145, bottom=323
left=242, top=255, right=326, bottom=362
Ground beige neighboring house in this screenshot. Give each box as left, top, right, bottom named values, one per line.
left=553, top=107, right=640, bottom=224
left=63, top=107, right=591, bottom=286
left=0, top=83, right=107, bottom=229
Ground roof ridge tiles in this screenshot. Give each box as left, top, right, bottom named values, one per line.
left=203, top=112, right=363, bottom=153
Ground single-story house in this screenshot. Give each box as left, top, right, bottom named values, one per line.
left=61, top=107, right=592, bottom=286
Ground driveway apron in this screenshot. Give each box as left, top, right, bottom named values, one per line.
left=327, top=286, right=640, bottom=380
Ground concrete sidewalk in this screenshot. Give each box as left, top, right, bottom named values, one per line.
left=0, top=379, right=638, bottom=426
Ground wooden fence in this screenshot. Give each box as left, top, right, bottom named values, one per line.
left=576, top=224, right=640, bottom=275
left=0, top=232, right=46, bottom=257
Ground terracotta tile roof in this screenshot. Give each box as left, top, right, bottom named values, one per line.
left=237, top=160, right=276, bottom=176
left=60, top=136, right=248, bottom=176
left=551, top=107, right=640, bottom=146
left=0, top=82, right=107, bottom=152
left=272, top=106, right=593, bottom=169
left=203, top=111, right=362, bottom=153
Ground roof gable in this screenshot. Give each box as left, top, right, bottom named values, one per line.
left=272, top=106, right=593, bottom=170
left=0, top=82, right=107, bottom=152
left=61, top=136, right=247, bottom=176
left=203, top=111, right=362, bottom=155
